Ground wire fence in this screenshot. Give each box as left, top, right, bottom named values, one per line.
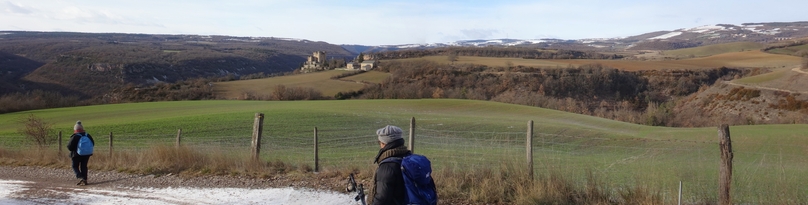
left=1, top=118, right=807, bottom=204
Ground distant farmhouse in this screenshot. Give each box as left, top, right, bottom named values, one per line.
left=345, top=53, right=377, bottom=71
left=346, top=60, right=377, bottom=71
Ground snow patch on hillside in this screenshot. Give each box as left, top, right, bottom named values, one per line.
left=686, top=25, right=726, bottom=33
left=649, top=32, right=682, bottom=40
left=397, top=44, right=424, bottom=48
left=744, top=25, right=781, bottom=35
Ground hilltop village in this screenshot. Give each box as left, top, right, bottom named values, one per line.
left=300, top=51, right=377, bottom=73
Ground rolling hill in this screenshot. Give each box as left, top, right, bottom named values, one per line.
left=0, top=31, right=356, bottom=96
left=0, top=51, right=43, bottom=94
left=661, top=41, right=765, bottom=58
left=393, top=50, right=801, bottom=70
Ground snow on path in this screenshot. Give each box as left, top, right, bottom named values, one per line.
left=793, top=67, right=808, bottom=75
left=0, top=180, right=360, bottom=205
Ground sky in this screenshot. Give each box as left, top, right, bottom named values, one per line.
left=1, top=0, right=805, bottom=45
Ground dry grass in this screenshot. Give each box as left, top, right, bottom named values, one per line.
left=213, top=70, right=376, bottom=100
left=340, top=71, right=391, bottom=84
left=0, top=146, right=670, bottom=204
left=434, top=162, right=663, bottom=205
left=395, top=50, right=801, bottom=71
left=0, top=146, right=303, bottom=178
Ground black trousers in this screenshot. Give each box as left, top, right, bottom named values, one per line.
left=71, top=155, right=90, bottom=181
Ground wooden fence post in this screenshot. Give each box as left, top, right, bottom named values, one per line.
left=527, top=120, right=534, bottom=181
left=251, top=113, right=264, bottom=162
left=109, top=132, right=113, bottom=157
left=176, top=129, right=182, bottom=148
left=678, top=181, right=683, bottom=205
left=409, top=117, right=415, bottom=153
left=718, top=124, right=733, bottom=205
left=314, top=127, right=319, bottom=172
left=58, top=131, right=62, bottom=154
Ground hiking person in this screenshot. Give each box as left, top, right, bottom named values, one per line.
left=369, top=125, right=410, bottom=205
left=66, top=120, right=95, bottom=186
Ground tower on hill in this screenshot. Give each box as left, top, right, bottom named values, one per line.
left=301, top=51, right=326, bottom=73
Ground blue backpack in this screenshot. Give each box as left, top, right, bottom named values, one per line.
left=382, top=154, right=438, bottom=205
left=77, top=133, right=94, bottom=156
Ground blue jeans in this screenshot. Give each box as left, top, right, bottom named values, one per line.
left=71, top=155, right=90, bottom=181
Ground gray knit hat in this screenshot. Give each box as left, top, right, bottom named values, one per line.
left=376, top=125, right=403, bottom=144
left=74, top=120, right=84, bottom=132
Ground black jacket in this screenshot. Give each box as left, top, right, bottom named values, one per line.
left=372, top=139, right=410, bottom=205
left=66, top=132, right=95, bottom=158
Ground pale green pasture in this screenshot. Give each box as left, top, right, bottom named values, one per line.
left=767, top=44, right=808, bottom=56
left=733, top=67, right=791, bottom=84
left=0, top=99, right=806, bottom=203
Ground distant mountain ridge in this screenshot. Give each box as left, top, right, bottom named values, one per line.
left=344, top=21, right=808, bottom=53
left=1, top=21, right=806, bottom=99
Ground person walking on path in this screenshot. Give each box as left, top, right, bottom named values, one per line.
left=368, top=125, right=411, bottom=205
left=66, top=120, right=95, bottom=186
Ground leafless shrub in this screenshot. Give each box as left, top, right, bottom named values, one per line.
left=16, top=114, right=55, bottom=147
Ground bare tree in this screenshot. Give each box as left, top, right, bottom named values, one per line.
left=17, top=114, right=54, bottom=147
left=447, top=52, right=458, bottom=64
left=803, top=56, right=808, bottom=70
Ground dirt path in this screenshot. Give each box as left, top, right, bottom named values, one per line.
left=793, top=67, right=808, bottom=75
left=723, top=81, right=808, bottom=94
left=0, top=166, right=357, bottom=204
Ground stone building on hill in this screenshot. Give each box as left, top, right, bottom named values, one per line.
left=346, top=62, right=360, bottom=70
left=344, top=53, right=377, bottom=71
left=345, top=60, right=377, bottom=71
left=360, top=60, right=377, bottom=70
left=300, top=51, right=326, bottom=72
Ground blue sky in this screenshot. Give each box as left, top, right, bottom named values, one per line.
left=1, top=0, right=804, bottom=45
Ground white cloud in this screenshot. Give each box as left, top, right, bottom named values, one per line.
left=460, top=29, right=500, bottom=40
left=4, top=1, right=33, bottom=14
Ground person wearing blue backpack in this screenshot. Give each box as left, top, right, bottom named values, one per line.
left=66, top=120, right=95, bottom=186
left=369, top=125, right=437, bottom=205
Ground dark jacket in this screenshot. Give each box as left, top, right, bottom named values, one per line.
left=66, top=132, right=95, bottom=158
left=371, top=139, right=410, bottom=205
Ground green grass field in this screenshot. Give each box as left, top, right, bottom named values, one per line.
left=213, top=70, right=390, bottom=99
left=0, top=99, right=806, bottom=203
left=663, top=42, right=764, bottom=57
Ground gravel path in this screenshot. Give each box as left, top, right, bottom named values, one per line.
left=0, top=165, right=358, bottom=204
left=793, top=67, right=808, bottom=75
